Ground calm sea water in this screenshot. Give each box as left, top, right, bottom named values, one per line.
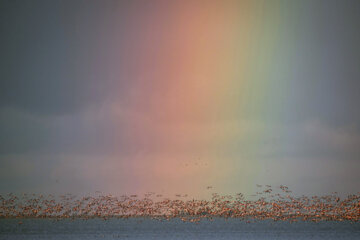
left=1, top=218, right=359, bottom=240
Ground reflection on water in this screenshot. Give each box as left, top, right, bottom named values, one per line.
left=1, top=218, right=360, bottom=240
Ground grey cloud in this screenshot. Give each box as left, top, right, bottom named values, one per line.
left=0, top=0, right=130, bottom=115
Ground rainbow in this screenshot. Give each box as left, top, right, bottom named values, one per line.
left=82, top=0, right=304, bottom=198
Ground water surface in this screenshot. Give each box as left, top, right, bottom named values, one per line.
left=1, top=218, right=359, bottom=240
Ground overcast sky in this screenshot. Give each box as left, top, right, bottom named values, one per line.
left=0, top=0, right=359, bottom=198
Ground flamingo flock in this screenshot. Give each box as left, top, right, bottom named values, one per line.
left=0, top=185, right=359, bottom=223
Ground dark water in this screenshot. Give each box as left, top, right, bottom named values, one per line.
left=1, top=218, right=359, bottom=240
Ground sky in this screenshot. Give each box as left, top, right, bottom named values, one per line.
left=0, top=0, right=360, bottom=199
